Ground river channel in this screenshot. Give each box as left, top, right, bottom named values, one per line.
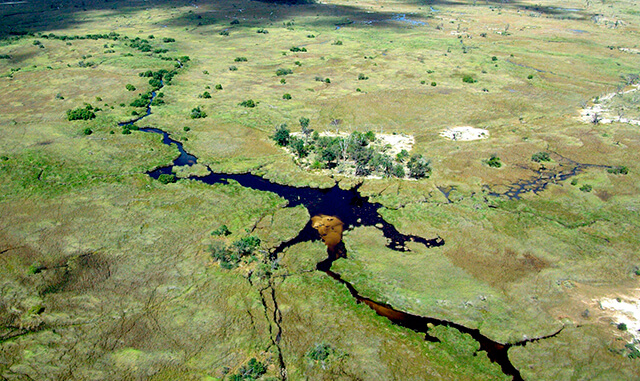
left=119, top=86, right=568, bottom=380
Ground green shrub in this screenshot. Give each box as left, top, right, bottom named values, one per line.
left=607, top=166, right=629, bottom=175
left=280, top=78, right=286, bottom=84
left=392, top=164, right=405, bottom=178
left=492, top=56, right=498, bottom=61
left=234, top=57, right=247, bottom=62
left=462, top=75, right=476, bottom=83
left=239, top=99, right=256, bottom=108
left=396, top=149, right=409, bottom=162
left=83, top=128, right=93, bottom=135
left=229, top=65, right=237, bottom=71
left=527, top=74, right=534, bottom=79
left=531, top=151, right=551, bottom=162
left=332, top=40, right=343, bottom=45
left=486, top=155, right=502, bottom=168
left=617, top=322, right=628, bottom=331
left=126, top=84, right=136, bottom=91
left=579, top=184, right=592, bottom=192
left=190, top=106, right=207, bottom=119
left=272, top=124, right=291, bottom=146
left=230, top=19, right=240, bottom=25
left=407, top=154, right=431, bottom=179
left=307, top=344, right=333, bottom=361
left=358, top=73, right=369, bottom=80
left=229, top=358, right=266, bottom=381
left=183, top=126, right=190, bottom=132
left=282, top=93, right=292, bottom=100
left=276, top=68, right=293, bottom=76
left=215, top=84, right=223, bottom=90
left=290, top=46, right=307, bottom=52
left=201, top=91, right=211, bottom=99
left=66, top=106, right=96, bottom=121
left=211, top=225, right=231, bottom=236
left=294, top=61, right=302, bottom=66
left=325, top=78, right=331, bottom=83
left=162, top=37, right=175, bottom=43
left=158, top=174, right=177, bottom=184
left=256, top=28, right=269, bottom=34
left=431, top=81, right=437, bottom=86
left=219, top=30, right=229, bottom=36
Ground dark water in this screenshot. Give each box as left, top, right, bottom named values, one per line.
left=124, top=86, right=565, bottom=380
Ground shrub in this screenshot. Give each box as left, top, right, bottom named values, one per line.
left=276, top=68, right=293, bottom=76
left=579, top=184, right=592, bottom=192
left=332, top=40, right=343, bottom=45
left=234, top=57, right=247, bottom=62
left=230, top=19, right=240, bottom=25
left=239, top=99, right=256, bottom=108
left=364, top=131, right=376, bottom=142
left=126, top=84, right=136, bottom=91
left=201, top=91, right=211, bottom=99
left=325, top=78, right=331, bottom=83
left=431, top=81, right=437, bottom=86
left=149, top=78, right=162, bottom=89
left=229, top=65, right=238, bottom=71
left=256, top=28, right=269, bottom=34
left=492, top=56, right=498, bottom=61
left=294, top=61, right=302, bottom=66
left=282, top=93, right=292, bottom=100
left=396, top=149, right=409, bottom=162
left=272, top=124, right=291, bottom=147
left=219, top=30, right=229, bottom=36
left=83, top=128, right=93, bottom=135
left=158, top=174, right=176, bottom=184
left=358, top=73, right=369, bottom=80
left=607, top=166, right=629, bottom=175
left=486, top=155, right=502, bottom=168
left=190, top=106, right=207, bottom=119
left=229, top=358, right=266, bottom=381
left=211, top=224, right=231, bottom=236
left=67, top=106, right=96, bottom=121
left=307, top=344, right=333, bottom=361
left=407, top=154, right=431, bottom=179
left=315, top=76, right=324, bottom=82
left=290, top=46, right=307, bottom=52
left=280, top=78, right=286, bottom=84
left=531, top=152, right=551, bottom=162
left=617, top=322, right=628, bottom=331
left=183, top=126, right=190, bottom=132
left=202, top=70, right=209, bottom=75
left=215, top=84, right=223, bottom=90
left=162, top=37, right=175, bottom=43
left=462, top=75, right=476, bottom=83
left=150, top=98, right=164, bottom=106
left=527, top=74, right=534, bottom=79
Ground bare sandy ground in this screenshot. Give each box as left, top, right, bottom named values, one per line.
left=580, top=84, right=640, bottom=126
left=439, top=126, right=489, bottom=141
left=598, top=293, right=640, bottom=342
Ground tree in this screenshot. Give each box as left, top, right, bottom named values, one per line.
left=299, top=117, right=311, bottom=138
left=290, top=137, right=308, bottom=158
left=272, top=124, right=291, bottom=147
left=126, top=84, right=136, bottom=91
left=190, top=106, right=207, bottom=119
left=407, top=154, right=431, bottom=178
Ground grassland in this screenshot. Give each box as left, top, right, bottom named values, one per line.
left=1, top=0, right=640, bottom=379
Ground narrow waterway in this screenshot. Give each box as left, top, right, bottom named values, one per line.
left=121, top=86, right=568, bottom=380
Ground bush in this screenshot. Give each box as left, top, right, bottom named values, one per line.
left=364, top=131, right=376, bottom=142
left=126, top=84, right=136, bottom=91
left=617, top=322, right=628, bottom=331
left=431, top=81, right=437, bottom=86
left=67, top=106, right=96, bottom=121
left=358, top=73, right=369, bottom=80
left=149, top=78, right=162, bottom=89
left=215, top=84, right=223, bottom=90
left=276, top=68, right=293, bottom=76
left=162, top=37, right=175, bottom=43
left=230, top=19, right=240, bottom=25
left=407, top=154, right=431, bottom=179
left=229, top=65, right=238, bottom=71
left=579, top=184, right=592, bottom=192
left=239, top=99, right=256, bottom=108
left=282, top=93, right=292, bottom=100
left=527, top=74, right=534, bottom=79
left=396, top=149, right=409, bottom=162
left=486, top=155, right=502, bottom=168
left=219, top=30, right=229, bottom=36
left=256, top=28, right=269, bottom=34
left=190, top=106, right=207, bottom=119
left=392, top=164, right=405, bottom=178
left=332, top=40, right=343, bottom=45
left=201, top=91, right=211, bottom=99
left=294, top=61, right=302, bottom=66
left=462, top=75, right=476, bottom=83
left=228, top=358, right=266, bottom=381
left=211, top=225, right=231, bottom=236
left=290, top=137, right=308, bottom=158
left=290, top=46, right=307, bottom=52
left=607, top=166, right=629, bottom=175
left=307, top=344, right=333, bottom=361
left=325, top=78, right=331, bottom=83
left=158, top=174, right=177, bottom=184
left=531, top=152, right=551, bottom=162
left=183, top=126, right=190, bottom=132
left=272, top=124, right=291, bottom=147
left=234, top=57, right=248, bottom=62
left=492, top=56, right=498, bottom=61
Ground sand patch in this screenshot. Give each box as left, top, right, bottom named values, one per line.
left=599, top=295, right=640, bottom=342
left=579, top=84, right=640, bottom=126
left=440, top=126, right=489, bottom=141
